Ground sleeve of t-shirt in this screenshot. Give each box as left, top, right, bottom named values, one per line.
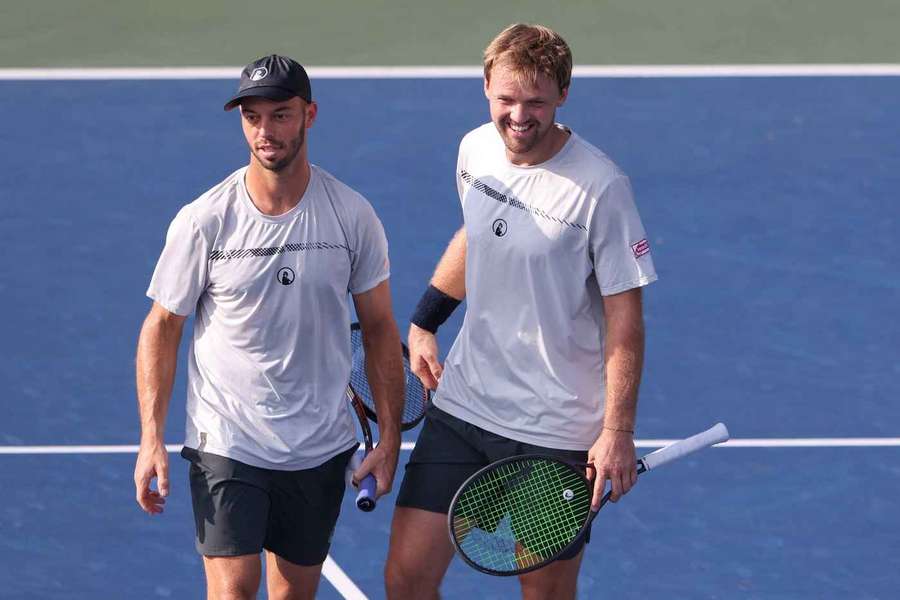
left=348, top=200, right=390, bottom=294
left=146, top=205, right=210, bottom=316
left=589, top=175, right=658, bottom=296
left=456, top=139, right=466, bottom=203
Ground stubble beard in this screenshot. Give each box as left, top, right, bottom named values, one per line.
left=254, top=122, right=306, bottom=173
left=497, top=118, right=551, bottom=157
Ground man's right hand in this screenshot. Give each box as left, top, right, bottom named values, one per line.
left=134, top=440, right=170, bottom=515
left=408, top=323, right=442, bottom=390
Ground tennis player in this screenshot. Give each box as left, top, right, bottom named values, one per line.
left=385, top=25, right=658, bottom=599
left=133, top=54, right=404, bottom=600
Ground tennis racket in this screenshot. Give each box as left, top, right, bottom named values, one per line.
left=348, top=322, right=432, bottom=512
left=350, top=322, right=430, bottom=431
left=347, top=385, right=378, bottom=511
left=448, top=422, right=730, bottom=576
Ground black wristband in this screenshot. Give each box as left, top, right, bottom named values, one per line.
left=410, top=284, right=461, bottom=333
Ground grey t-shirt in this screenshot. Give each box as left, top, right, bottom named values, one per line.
left=434, top=124, right=657, bottom=451
left=147, top=165, right=390, bottom=469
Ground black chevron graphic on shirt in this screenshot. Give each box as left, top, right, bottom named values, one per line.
left=459, top=170, right=587, bottom=231
left=209, top=242, right=349, bottom=261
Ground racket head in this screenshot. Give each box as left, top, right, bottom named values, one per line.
left=350, top=322, right=429, bottom=430
left=447, top=454, right=594, bottom=576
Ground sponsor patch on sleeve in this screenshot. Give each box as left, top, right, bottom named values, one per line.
left=631, top=238, right=650, bottom=258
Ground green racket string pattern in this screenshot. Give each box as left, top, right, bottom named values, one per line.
left=452, top=458, right=592, bottom=573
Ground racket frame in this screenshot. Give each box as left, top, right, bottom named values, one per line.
left=448, top=454, right=597, bottom=577
left=350, top=322, right=430, bottom=431
left=346, top=386, right=377, bottom=511
left=448, top=423, right=730, bottom=576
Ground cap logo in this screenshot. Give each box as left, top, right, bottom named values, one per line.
left=250, top=67, right=268, bottom=81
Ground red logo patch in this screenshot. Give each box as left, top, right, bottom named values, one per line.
left=631, top=239, right=650, bottom=258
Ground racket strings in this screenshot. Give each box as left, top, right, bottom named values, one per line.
left=350, top=328, right=427, bottom=427
left=457, top=464, right=579, bottom=569
left=452, top=458, right=592, bottom=573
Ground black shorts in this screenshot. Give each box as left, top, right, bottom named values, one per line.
left=396, top=404, right=591, bottom=559
left=181, top=445, right=355, bottom=566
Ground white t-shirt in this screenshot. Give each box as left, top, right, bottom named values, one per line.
left=147, top=165, right=390, bottom=470
left=434, top=123, right=657, bottom=451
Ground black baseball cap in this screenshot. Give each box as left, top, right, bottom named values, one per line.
left=224, top=54, right=312, bottom=111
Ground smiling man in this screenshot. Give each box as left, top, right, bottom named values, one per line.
left=133, top=55, right=404, bottom=600
left=385, top=25, right=658, bottom=599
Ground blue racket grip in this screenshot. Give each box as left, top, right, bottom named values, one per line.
left=356, top=473, right=377, bottom=512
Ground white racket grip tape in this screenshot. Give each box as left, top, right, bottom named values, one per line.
left=346, top=451, right=362, bottom=488
left=642, top=423, right=730, bottom=471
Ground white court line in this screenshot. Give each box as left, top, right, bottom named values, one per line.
left=322, top=556, right=368, bottom=600
left=0, top=443, right=364, bottom=599
left=0, top=444, right=185, bottom=454
left=2, top=439, right=895, bottom=598
left=705, top=438, right=900, bottom=448
left=2, top=438, right=900, bottom=454
left=1, top=64, right=900, bottom=80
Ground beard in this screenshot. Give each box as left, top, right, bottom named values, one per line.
left=496, top=118, right=552, bottom=156
left=252, top=121, right=306, bottom=172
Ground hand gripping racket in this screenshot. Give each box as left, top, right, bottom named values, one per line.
left=349, top=322, right=432, bottom=511
left=347, top=386, right=378, bottom=511
left=448, top=422, right=730, bottom=575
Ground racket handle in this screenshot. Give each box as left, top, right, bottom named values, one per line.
left=592, top=423, right=729, bottom=514
left=642, top=422, right=730, bottom=471
left=356, top=473, right=377, bottom=512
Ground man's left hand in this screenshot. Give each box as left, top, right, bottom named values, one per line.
left=587, top=428, right=637, bottom=509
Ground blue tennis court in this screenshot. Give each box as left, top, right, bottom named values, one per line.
left=1, top=74, right=898, bottom=598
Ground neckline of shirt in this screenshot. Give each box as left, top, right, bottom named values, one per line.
left=237, top=165, right=318, bottom=224
left=500, top=124, right=577, bottom=172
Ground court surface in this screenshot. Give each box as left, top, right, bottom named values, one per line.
left=1, top=73, right=898, bottom=598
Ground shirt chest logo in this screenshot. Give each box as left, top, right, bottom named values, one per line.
left=460, top=170, right=587, bottom=232
left=492, top=218, right=508, bottom=237
left=277, top=267, right=296, bottom=285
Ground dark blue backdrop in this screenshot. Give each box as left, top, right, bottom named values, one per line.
left=1, top=77, right=898, bottom=598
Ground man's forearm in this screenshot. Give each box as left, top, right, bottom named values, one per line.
left=430, top=228, right=467, bottom=300
left=601, top=290, right=645, bottom=431
left=603, top=336, right=643, bottom=431
left=135, top=311, right=183, bottom=444
left=362, top=319, right=405, bottom=442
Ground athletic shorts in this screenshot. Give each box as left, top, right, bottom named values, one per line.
left=396, top=404, right=591, bottom=559
left=181, top=445, right=355, bottom=566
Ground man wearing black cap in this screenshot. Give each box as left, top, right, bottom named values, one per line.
left=134, top=54, right=404, bottom=599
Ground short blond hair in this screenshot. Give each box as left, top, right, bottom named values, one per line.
left=483, top=24, right=573, bottom=94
